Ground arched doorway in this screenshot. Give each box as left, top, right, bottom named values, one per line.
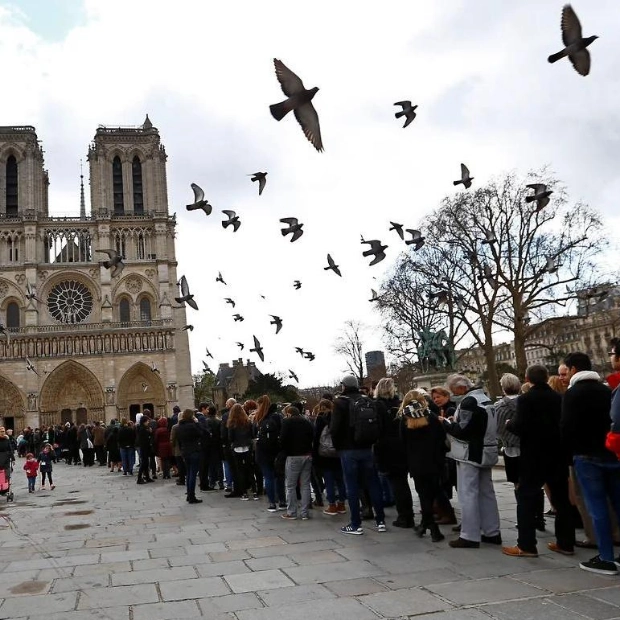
left=0, top=374, right=25, bottom=430
left=39, top=361, right=105, bottom=426
left=117, top=362, right=166, bottom=420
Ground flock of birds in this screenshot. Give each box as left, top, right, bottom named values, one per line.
left=0, top=5, right=598, bottom=386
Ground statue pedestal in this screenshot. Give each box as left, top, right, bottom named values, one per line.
left=412, top=372, right=450, bottom=391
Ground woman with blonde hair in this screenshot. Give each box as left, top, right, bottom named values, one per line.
left=373, top=378, right=413, bottom=528
left=399, top=389, right=448, bottom=542
left=548, top=375, right=566, bottom=395
left=227, top=404, right=256, bottom=501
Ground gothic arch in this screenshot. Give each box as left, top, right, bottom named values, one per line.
left=39, top=361, right=105, bottom=419
left=127, top=147, right=147, bottom=162
left=117, top=362, right=166, bottom=415
left=0, top=374, right=26, bottom=419
left=0, top=144, right=25, bottom=164
left=112, top=273, right=158, bottom=302
left=40, top=270, right=100, bottom=302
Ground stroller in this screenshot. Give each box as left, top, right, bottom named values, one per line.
left=0, top=461, right=14, bottom=502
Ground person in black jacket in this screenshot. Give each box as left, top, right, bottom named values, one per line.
left=221, top=399, right=240, bottom=496
left=226, top=404, right=256, bottom=501
left=400, top=390, right=447, bottom=542
left=175, top=408, right=204, bottom=504
left=118, top=419, right=136, bottom=475
left=254, top=395, right=285, bottom=512
left=330, top=375, right=386, bottom=535
left=502, top=365, right=575, bottom=558
left=136, top=416, right=154, bottom=484
left=373, top=379, right=413, bottom=528
left=280, top=405, right=314, bottom=520
left=205, top=404, right=224, bottom=490
left=561, top=352, right=619, bottom=575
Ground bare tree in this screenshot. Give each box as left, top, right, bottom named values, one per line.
left=334, top=320, right=366, bottom=385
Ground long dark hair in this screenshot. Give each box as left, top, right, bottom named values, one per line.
left=227, top=404, right=250, bottom=429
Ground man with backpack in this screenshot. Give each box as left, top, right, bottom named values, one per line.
left=330, top=375, right=386, bottom=535
left=441, top=374, right=501, bottom=549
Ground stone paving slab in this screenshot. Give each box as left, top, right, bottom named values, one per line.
left=3, top=464, right=620, bottom=620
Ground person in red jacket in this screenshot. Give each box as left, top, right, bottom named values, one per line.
left=153, top=417, right=173, bottom=479
left=23, top=453, right=39, bottom=493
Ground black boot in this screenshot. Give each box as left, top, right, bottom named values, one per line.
left=188, top=495, right=203, bottom=504
left=137, top=478, right=146, bottom=485
left=393, top=516, right=415, bottom=528
left=429, top=522, right=445, bottom=543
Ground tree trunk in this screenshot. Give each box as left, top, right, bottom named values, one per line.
left=513, top=326, right=527, bottom=380
left=484, top=339, right=501, bottom=399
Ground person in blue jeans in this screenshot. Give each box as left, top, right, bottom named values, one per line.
left=175, top=409, right=205, bottom=504
left=330, top=375, right=386, bottom=535
left=561, top=352, right=620, bottom=575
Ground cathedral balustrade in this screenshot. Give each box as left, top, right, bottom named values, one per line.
left=0, top=322, right=175, bottom=360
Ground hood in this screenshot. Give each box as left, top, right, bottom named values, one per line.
left=157, top=417, right=168, bottom=428
left=569, top=370, right=601, bottom=387
left=268, top=403, right=278, bottom=415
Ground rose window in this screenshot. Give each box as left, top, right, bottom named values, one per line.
left=47, top=280, right=93, bottom=324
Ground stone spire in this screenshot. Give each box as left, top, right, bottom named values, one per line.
left=79, top=159, right=86, bottom=219
left=143, top=114, right=153, bottom=130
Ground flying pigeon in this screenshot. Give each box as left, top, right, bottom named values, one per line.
left=280, top=217, right=304, bottom=242
left=548, top=4, right=598, bottom=76
left=96, top=249, right=125, bottom=277
left=142, top=382, right=149, bottom=392
left=545, top=257, right=560, bottom=274
left=250, top=172, right=267, bottom=195
left=525, top=184, right=553, bottom=212
left=304, top=351, right=316, bottom=361
left=181, top=325, right=194, bottom=331
left=270, top=315, right=283, bottom=334
left=205, top=348, right=213, bottom=359
left=453, top=163, right=474, bottom=189
left=393, top=101, right=418, bottom=128
left=0, top=323, right=9, bottom=344
left=362, top=239, right=388, bottom=266
left=405, top=229, right=425, bottom=251
left=222, top=210, right=241, bottom=232
left=224, top=298, right=236, bottom=308
left=150, top=362, right=160, bottom=374
left=324, top=254, right=342, bottom=277
left=369, top=289, right=380, bottom=302
left=202, top=361, right=213, bottom=374
left=295, top=347, right=305, bottom=356
left=26, top=357, right=39, bottom=376
left=269, top=58, right=323, bottom=152
left=25, top=281, right=42, bottom=303
left=250, top=335, right=265, bottom=362
left=216, top=272, right=227, bottom=285
left=175, top=275, right=199, bottom=310
left=236, top=342, right=245, bottom=351
left=289, top=370, right=299, bottom=383
left=453, top=294, right=467, bottom=312
left=186, top=183, right=212, bottom=215
left=293, top=280, right=302, bottom=290
left=233, top=314, right=244, bottom=322
left=482, top=265, right=498, bottom=288
left=481, top=229, right=497, bottom=245
left=389, top=222, right=404, bottom=240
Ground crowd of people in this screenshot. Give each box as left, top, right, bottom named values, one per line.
left=1, top=342, right=619, bottom=577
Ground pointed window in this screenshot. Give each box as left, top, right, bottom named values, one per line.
left=132, top=156, right=144, bottom=214
left=119, top=298, right=131, bottom=323
left=6, top=301, right=19, bottom=328
left=6, top=155, right=18, bottom=216
left=139, top=297, right=151, bottom=322
left=112, top=156, right=124, bottom=215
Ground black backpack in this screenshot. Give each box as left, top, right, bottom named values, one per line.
left=344, top=395, right=381, bottom=446
left=256, top=414, right=281, bottom=453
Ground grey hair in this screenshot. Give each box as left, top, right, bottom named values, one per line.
left=499, top=373, right=521, bottom=396
left=374, top=378, right=396, bottom=399
left=446, top=374, right=474, bottom=391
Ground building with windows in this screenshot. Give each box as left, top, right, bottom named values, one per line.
left=0, top=119, right=193, bottom=430
left=365, top=350, right=387, bottom=384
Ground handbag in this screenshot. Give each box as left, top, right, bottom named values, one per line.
left=446, top=436, right=469, bottom=462
left=86, top=438, right=94, bottom=450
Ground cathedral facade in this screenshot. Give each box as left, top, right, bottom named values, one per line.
left=0, top=118, right=193, bottom=430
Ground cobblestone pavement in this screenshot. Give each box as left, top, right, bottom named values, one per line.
left=1, top=464, right=619, bottom=620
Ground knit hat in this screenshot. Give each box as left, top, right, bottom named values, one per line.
left=341, top=375, right=358, bottom=388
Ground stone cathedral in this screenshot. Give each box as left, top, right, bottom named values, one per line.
left=0, top=118, right=193, bottom=430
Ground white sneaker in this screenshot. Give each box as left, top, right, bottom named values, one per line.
left=375, top=522, right=387, bottom=533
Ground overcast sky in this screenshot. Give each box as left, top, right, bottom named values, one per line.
left=1, top=0, right=618, bottom=387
